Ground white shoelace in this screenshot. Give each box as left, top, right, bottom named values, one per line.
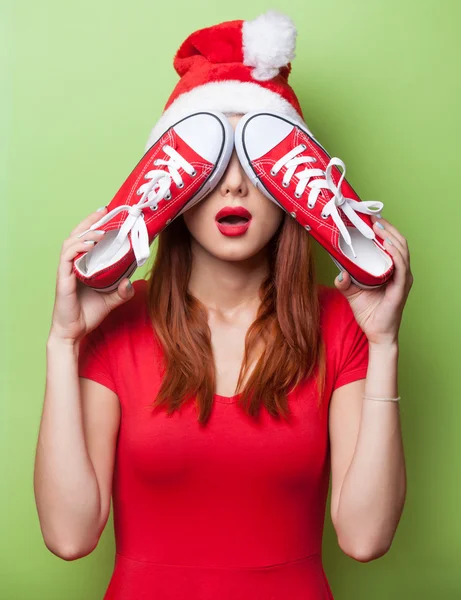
left=271, top=144, right=383, bottom=258
left=77, top=146, right=197, bottom=269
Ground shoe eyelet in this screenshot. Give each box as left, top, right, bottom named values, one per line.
left=294, top=192, right=301, bottom=198
left=136, top=189, right=143, bottom=195
left=165, top=192, right=172, bottom=200
left=290, top=212, right=297, bottom=219
left=304, top=224, right=311, bottom=231
left=270, top=169, right=277, bottom=176
left=154, top=159, right=160, bottom=166
left=150, top=205, right=158, bottom=211
left=301, top=144, right=307, bottom=150
left=282, top=181, right=289, bottom=188
left=177, top=181, right=184, bottom=188
left=321, top=213, right=328, bottom=219
left=308, top=203, right=314, bottom=210
left=190, top=169, right=197, bottom=177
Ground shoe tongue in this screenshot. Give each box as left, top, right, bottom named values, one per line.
left=272, top=131, right=340, bottom=204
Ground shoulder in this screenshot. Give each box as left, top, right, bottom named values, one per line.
left=99, top=278, right=150, bottom=338
left=317, top=283, right=350, bottom=317
left=316, top=283, right=358, bottom=340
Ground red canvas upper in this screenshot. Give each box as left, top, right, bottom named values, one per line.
left=73, top=128, right=215, bottom=290
left=250, top=125, right=394, bottom=288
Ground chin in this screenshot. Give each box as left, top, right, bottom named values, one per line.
left=203, top=235, right=272, bottom=262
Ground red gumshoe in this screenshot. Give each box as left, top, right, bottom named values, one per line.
left=73, top=111, right=234, bottom=292
left=235, top=111, right=394, bottom=289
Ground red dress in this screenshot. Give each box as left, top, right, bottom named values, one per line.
left=78, top=278, right=369, bottom=599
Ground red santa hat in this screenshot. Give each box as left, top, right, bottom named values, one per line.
left=145, top=10, right=307, bottom=151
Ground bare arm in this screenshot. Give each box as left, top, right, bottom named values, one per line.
left=33, top=334, right=120, bottom=560
left=34, top=206, right=133, bottom=560
left=329, top=341, right=406, bottom=562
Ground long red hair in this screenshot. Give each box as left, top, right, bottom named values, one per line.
left=146, top=211, right=326, bottom=426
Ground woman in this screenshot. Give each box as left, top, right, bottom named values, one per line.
left=34, top=11, right=412, bottom=600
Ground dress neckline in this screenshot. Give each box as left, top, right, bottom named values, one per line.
left=213, top=392, right=242, bottom=404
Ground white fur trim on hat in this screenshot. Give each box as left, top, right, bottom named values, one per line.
left=145, top=80, right=305, bottom=151
left=242, top=10, right=297, bottom=81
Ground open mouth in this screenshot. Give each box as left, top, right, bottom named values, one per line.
left=217, top=216, right=250, bottom=225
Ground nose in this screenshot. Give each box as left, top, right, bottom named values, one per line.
left=218, top=148, right=249, bottom=198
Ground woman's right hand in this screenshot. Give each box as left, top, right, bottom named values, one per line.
left=48, top=207, right=135, bottom=344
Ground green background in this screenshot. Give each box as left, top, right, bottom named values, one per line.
left=2, top=0, right=460, bottom=598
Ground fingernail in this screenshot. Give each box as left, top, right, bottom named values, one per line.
left=386, top=238, right=393, bottom=245
left=338, top=271, right=343, bottom=282
left=97, top=206, right=106, bottom=212
left=376, top=213, right=382, bottom=219
left=375, top=221, right=385, bottom=229
left=127, top=279, right=133, bottom=291
left=84, top=240, right=95, bottom=245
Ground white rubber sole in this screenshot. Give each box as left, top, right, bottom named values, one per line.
left=328, top=254, right=385, bottom=290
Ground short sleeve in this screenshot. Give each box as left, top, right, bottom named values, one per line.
left=78, top=324, right=118, bottom=394
left=333, top=297, right=369, bottom=391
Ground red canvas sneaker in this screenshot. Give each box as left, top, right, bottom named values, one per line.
left=235, top=111, right=394, bottom=289
left=73, top=111, right=234, bottom=292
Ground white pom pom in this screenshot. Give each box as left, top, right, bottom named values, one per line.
left=242, top=10, right=297, bottom=81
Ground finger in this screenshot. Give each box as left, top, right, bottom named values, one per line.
left=372, top=222, right=409, bottom=270
left=334, top=269, right=361, bottom=298
left=58, top=232, right=106, bottom=281
left=69, top=206, right=108, bottom=237
left=381, top=237, right=409, bottom=298
left=370, top=215, right=410, bottom=263
left=62, top=227, right=107, bottom=252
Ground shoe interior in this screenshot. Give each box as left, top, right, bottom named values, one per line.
left=339, top=227, right=393, bottom=276
left=75, top=230, right=130, bottom=277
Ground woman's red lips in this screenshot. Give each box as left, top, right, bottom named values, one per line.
left=215, top=206, right=252, bottom=222
left=215, top=206, right=252, bottom=237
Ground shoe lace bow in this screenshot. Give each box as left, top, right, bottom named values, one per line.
left=78, top=145, right=195, bottom=268
left=271, top=145, right=383, bottom=258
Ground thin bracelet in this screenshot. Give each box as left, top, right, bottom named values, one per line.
left=363, top=395, right=401, bottom=402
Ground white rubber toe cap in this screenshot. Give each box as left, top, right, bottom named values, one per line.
left=237, top=112, right=294, bottom=161
left=173, top=112, right=230, bottom=164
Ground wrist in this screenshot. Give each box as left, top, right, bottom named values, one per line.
left=47, top=332, right=80, bottom=350
left=368, top=338, right=399, bottom=354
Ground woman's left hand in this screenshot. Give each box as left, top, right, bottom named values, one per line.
left=334, top=215, right=414, bottom=346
